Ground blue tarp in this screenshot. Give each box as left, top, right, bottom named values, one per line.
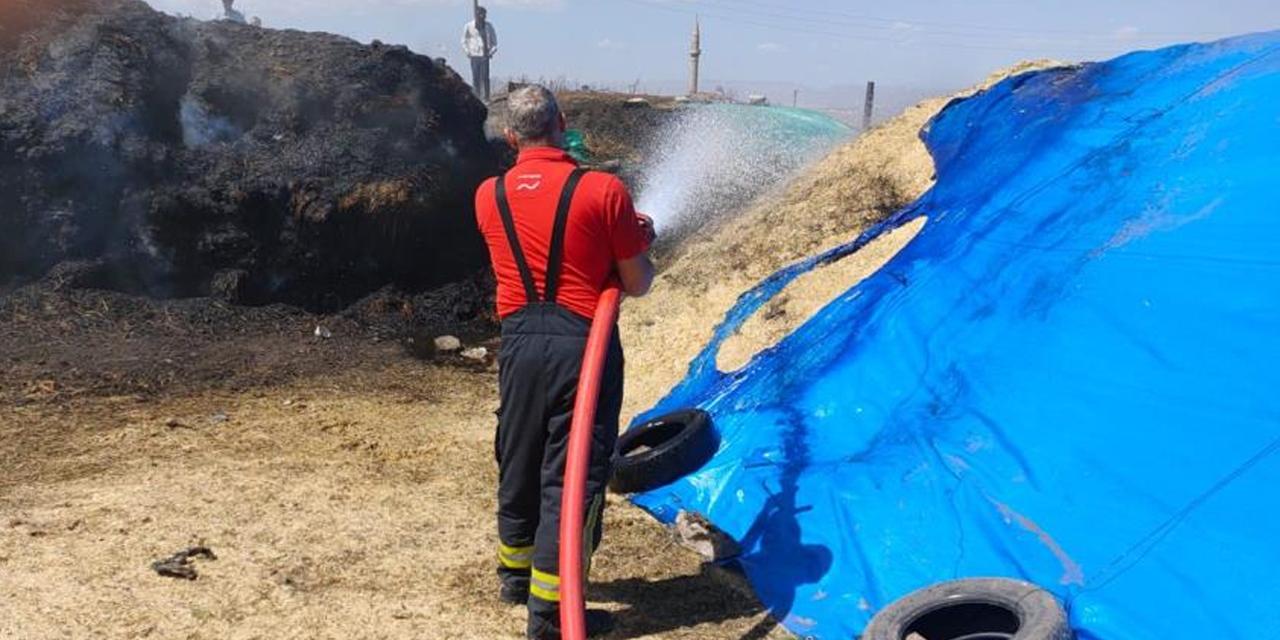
left=631, top=32, right=1280, bottom=640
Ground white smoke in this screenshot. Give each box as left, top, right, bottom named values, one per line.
left=180, top=94, right=241, bottom=148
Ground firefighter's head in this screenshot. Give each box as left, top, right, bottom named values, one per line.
left=504, top=84, right=567, bottom=151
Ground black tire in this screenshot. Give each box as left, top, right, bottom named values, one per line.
left=609, top=408, right=718, bottom=494
left=862, top=578, right=1074, bottom=640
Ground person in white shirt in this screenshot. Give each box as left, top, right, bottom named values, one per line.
left=221, top=0, right=246, bottom=24
left=461, top=6, right=498, bottom=101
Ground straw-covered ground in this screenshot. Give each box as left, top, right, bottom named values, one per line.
left=1, top=63, right=1060, bottom=640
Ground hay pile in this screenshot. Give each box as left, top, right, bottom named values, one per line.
left=0, top=0, right=497, bottom=309
left=619, top=61, right=1067, bottom=418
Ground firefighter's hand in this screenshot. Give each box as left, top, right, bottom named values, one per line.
left=637, top=213, right=656, bottom=244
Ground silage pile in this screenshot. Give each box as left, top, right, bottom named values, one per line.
left=0, top=0, right=499, bottom=310
left=620, top=61, right=1066, bottom=419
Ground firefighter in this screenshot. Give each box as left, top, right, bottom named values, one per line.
left=474, top=84, right=656, bottom=639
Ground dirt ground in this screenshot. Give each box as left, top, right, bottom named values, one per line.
left=0, top=287, right=784, bottom=640
left=0, top=64, right=1062, bottom=640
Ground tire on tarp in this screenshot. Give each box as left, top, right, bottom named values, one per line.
left=862, top=577, right=1074, bottom=640
left=609, top=408, right=717, bottom=494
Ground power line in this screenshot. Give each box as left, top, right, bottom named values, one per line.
left=676, top=0, right=1141, bottom=46
left=695, top=0, right=1225, bottom=41
left=614, top=0, right=1134, bottom=56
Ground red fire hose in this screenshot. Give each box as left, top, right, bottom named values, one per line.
left=558, top=286, right=622, bottom=640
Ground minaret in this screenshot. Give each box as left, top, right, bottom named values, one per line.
left=689, top=17, right=701, bottom=96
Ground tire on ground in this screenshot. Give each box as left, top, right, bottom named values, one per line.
left=862, top=577, right=1074, bottom=640
left=609, top=408, right=717, bottom=494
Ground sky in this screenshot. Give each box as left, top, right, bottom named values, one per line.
left=144, top=0, right=1280, bottom=110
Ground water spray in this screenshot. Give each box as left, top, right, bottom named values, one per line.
left=635, top=104, right=852, bottom=233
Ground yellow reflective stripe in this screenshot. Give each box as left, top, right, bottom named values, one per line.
left=530, top=583, right=560, bottom=602
left=498, top=553, right=531, bottom=569
left=531, top=569, right=560, bottom=586
left=530, top=568, right=560, bottom=602
left=498, top=542, right=533, bottom=569
left=499, top=542, right=534, bottom=557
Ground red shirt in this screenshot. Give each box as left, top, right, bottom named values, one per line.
left=476, top=147, right=650, bottom=319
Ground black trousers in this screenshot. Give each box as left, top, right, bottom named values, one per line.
left=470, top=56, right=491, bottom=101
left=495, top=303, right=623, bottom=620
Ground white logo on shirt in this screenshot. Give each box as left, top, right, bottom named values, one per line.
left=514, top=173, right=542, bottom=191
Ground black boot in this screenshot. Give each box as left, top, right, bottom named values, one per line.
left=500, top=575, right=530, bottom=604
left=527, top=608, right=615, bottom=639
left=498, top=563, right=532, bottom=605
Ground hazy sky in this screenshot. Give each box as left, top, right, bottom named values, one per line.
left=145, top=0, right=1280, bottom=105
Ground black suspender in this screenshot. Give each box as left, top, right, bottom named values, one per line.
left=543, top=169, right=586, bottom=304
left=494, top=168, right=586, bottom=306
left=494, top=176, right=540, bottom=304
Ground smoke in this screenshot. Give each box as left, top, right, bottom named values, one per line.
left=635, top=104, right=852, bottom=233
left=179, top=94, right=242, bottom=148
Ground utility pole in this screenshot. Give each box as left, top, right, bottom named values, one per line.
left=862, top=80, right=876, bottom=130
left=689, top=17, right=701, bottom=96
left=474, top=0, right=489, bottom=58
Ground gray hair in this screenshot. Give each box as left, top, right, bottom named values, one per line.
left=505, top=85, right=560, bottom=144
